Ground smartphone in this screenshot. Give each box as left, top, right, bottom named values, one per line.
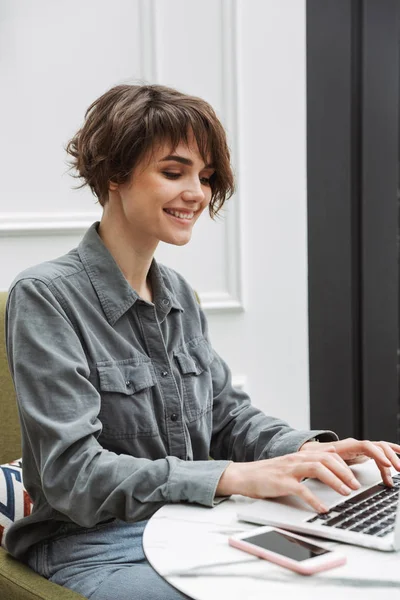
left=228, top=526, right=346, bottom=575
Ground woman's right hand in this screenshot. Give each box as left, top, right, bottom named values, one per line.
left=216, top=450, right=362, bottom=513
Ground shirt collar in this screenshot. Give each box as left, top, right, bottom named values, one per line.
left=78, top=223, right=183, bottom=325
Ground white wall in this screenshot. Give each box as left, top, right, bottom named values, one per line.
left=0, top=0, right=310, bottom=429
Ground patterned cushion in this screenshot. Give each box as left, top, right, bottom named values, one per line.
left=0, top=459, right=32, bottom=548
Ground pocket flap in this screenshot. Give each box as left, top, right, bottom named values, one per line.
left=174, top=338, right=214, bottom=375
left=97, top=361, right=156, bottom=395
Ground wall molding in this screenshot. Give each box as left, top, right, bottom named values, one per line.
left=138, top=0, right=244, bottom=313
left=0, top=1, right=243, bottom=313
left=0, top=212, right=101, bottom=236
left=220, top=0, right=244, bottom=312
left=0, top=210, right=241, bottom=311
left=201, top=0, right=244, bottom=312
left=198, top=290, right=243, bottom=312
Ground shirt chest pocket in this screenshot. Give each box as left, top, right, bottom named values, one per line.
left=96, top=359, right=158, bottom=438
left=173, top=338, right=214, bottom=422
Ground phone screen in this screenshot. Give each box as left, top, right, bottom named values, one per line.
left=244, top=530, right=331, bottom=562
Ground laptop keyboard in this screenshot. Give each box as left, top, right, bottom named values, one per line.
left=306, top=474, right=400, bottom=537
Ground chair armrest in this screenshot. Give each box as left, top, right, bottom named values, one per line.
left=0, top=547, right=84, bottom=599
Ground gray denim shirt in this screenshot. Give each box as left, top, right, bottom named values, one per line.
left=5, top=223, right=337, bottom=557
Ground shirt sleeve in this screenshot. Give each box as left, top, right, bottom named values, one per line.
left=6, top=279, right=231, bottom=527
left=196, top=310, right=338, bottom=462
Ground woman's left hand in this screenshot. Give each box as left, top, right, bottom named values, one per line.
left=300, top=438, right=400, bottom=487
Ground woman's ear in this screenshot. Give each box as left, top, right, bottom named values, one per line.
left=108, top=180, right=119, bottom=192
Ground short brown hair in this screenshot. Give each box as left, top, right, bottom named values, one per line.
left=66, top=84, right=235, bottom=217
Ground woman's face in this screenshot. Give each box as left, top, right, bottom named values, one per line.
left=108, top=135, right=215, bottom=249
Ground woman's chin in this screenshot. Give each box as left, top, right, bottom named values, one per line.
left=161, top=232, right=192, bottom=247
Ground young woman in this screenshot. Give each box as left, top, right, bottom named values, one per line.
left=6, top=84, right=400, bottom=600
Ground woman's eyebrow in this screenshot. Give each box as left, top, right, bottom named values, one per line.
left=159, top=154, right=214, bottom=169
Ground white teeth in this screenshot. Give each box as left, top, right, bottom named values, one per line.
left=165, top=209, right=194, bottom=220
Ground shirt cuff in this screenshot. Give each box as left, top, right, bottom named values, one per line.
left=167, top=459, right=232, bottom=508
left=269, top=429, right=338, bottom=458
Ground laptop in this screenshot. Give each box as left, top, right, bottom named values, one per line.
left=236, top=459, right=400, bottom=551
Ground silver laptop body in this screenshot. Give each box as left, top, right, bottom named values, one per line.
left=237, top=459, right=400, bottom=551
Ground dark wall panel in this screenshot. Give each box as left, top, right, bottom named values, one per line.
left=307, top=0, right=400, bottom=442
left=361, top=0, right=399, bottom=441
left=307, top=0, right=361, bottom=438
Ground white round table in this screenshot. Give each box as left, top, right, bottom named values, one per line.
left=143, top=495, right=400, bottom=600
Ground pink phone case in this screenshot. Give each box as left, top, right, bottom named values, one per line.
left=229, top=535, right=347, bottom=575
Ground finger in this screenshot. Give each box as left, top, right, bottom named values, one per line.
left=378, top=465, right=393, bottom=487
left=291, top=481, right=328, bottom=513
left=326, top=451, right=354, bottom=469
left=301, top=452, right=361, bottom=490
left=375, top=442, right=400, bottom=471
left=295, top=461, right=354, bottom=497
left=359, top=441, right=392, bottom=468
left=319, top=453, right=362, bottom=490
left=297, top=451, right=359, bottom=488
left=385, top=442, right=400, bottom=455
left=318, top=453, right=369, bottom=490
left=299, top=448, right=347, bottom=467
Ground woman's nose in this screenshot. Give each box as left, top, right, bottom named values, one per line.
left=181, top=181, right=206, bottom=203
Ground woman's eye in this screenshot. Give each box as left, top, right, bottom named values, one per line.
left=162, top=171, right=212, bottom=185
left=162, top=171, right=181, bottom=179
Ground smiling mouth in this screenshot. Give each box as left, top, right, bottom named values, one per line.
left=163, top=209, right=195, bottom=220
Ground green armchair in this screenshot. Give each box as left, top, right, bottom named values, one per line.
left=0, top=292, right=84, bottom=599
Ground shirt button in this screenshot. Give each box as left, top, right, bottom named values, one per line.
left=125, top=380, right=132, bottom=387
left=162, top=298, right=170, bottom=306
left=161, top=371, right=168, bottom=377
left=170, top=413, right=178, bottom=422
